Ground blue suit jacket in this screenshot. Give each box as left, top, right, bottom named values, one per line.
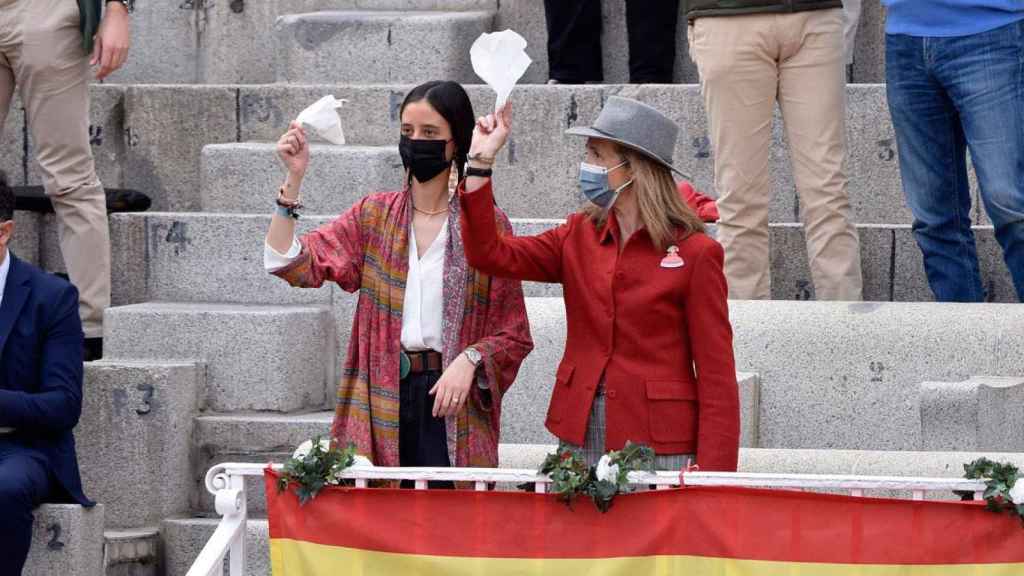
left=0, top=254, right=92, bottom=506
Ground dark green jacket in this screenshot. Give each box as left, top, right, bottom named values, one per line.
left=685, top=0, right=842, bottom=20
left=77, top=0, right=103, bottom=54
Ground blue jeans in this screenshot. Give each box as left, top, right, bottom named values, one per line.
left=886, top=19, right=1024, bottom=302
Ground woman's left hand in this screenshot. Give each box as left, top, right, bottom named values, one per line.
left=429, top=353, right=476, bottom=418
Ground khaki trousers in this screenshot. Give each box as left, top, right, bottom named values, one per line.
left=0, top=0, right=111, bottom=336
left=689, top=9, right=863, bottom=301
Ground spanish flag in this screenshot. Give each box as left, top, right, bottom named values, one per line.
left=265, top=470, right=1024, bottom=575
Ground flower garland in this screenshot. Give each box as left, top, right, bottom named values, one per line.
left=537, top=441, right=656, bottom=513
left=962, top=458, right=1024, bottom=526
left=275, top=437, right=373, bottom=505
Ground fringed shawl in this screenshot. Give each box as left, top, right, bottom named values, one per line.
left=272, top=190, right=533, bottom=468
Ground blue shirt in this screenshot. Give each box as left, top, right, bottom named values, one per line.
left=883, top=0, right=1024, bottom=37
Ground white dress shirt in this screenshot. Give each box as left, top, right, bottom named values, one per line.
left=0, top=248, right=10, bottom=310
left=264, top=222, right=447, bottom=352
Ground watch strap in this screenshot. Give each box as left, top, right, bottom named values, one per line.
left=465, top=166, right=493, bottom=178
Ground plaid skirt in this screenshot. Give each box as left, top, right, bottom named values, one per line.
left=560, top=384, right=695, bottom=471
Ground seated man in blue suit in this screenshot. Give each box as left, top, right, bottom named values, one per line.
left=0, top=172, right=93, bottom=576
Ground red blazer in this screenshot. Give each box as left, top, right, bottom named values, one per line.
left=460, top=181, right=740, bottom=472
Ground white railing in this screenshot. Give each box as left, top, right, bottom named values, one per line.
left=186, top=463, right=988, bottom=576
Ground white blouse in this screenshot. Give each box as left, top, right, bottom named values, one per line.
left=263, top=221, right=447, bottom=353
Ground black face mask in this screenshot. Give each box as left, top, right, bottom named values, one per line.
left=399, top=136, right=452, bottom=184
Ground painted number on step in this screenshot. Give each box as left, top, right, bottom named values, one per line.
left=692, top=136, right=711, bottom=159
left=869, top=362, right=885, bottom=383
left=136, top=384, right=155, bottom=415
left=47, top=523, right=65, bottom=551
left=89, top=126, right=103, bottom=147
left=876, top=139, right=895, bottom=162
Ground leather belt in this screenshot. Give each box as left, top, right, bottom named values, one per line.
left=403, top=350, right=443, bottom=374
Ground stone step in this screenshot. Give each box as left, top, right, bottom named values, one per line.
left=518, top=298, right=1024, bottom=452
left=201, top=143, right=405, bottom=214
left=24, top=504, right=105, bottom=576
left=201, top=136, right=930, bottom=226
left=192, top=411, right=334, bottom=515
left=104, top=528, right=161, bottom=576
left=103, top=303, right=335, bottom=413
left=162, top=517, right=270, bottom=576
left=920, top=376, right=1024, bottom=452
left=30, top=84, right=983, bottom=226
left=274, top=11, right=495, bottom=85
left=106, top=212, right=557, bottom=308
left=103, top=1, right=883, bottom=85
left=109, top=1, right=499, bottom=85
left=76, top=361, right=203, bottom=529
left=105, top=212, right=1016, bottom=307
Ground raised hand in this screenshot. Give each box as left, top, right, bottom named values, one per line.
left=277, top=122, right=309, bottom=180
left=468, top=102, right=512, bottom=162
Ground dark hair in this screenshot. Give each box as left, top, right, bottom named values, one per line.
left=399, top=80, right=475, bottom=181
left=0, top=171, right=12, bottom=221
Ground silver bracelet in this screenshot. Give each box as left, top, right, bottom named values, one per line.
left=107, top=0, right=134, bottom=13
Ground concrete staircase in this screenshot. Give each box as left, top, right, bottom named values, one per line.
left=5, top=1, right=1022, bottom=575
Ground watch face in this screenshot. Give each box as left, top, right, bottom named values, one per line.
left=466, top=348, right=482, bottom=365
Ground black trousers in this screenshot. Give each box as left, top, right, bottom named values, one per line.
left=543, top=0, right=680, bottom=84
left=0, top=439, right=54, bottom=576
left=399, top=370, right=453, bottom=489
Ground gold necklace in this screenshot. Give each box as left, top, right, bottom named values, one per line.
left=413, top=204, right=448, bottom=217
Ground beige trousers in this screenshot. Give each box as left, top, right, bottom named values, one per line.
left=0, top=0, right=111, bottom=336
left=689, top=9, right=862, bottom=301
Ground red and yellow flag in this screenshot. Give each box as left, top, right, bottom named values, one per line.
left=265, top=470, right=1024, bottom=575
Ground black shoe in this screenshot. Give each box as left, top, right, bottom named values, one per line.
left=13, top=186, right=152, bottom=214
left=84, top=338, right=103, bottom=362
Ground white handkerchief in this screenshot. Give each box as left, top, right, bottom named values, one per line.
left=295, top=95, right=348, bottom=145
left=470, top=29, right=533, bottom=111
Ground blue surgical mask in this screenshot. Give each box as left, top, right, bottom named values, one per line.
left=579, top=160, right=632, bottom=210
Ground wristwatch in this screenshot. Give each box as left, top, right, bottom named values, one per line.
left=463, top=346, right=482, bottom=367
left=463, top=347, right=490, bottom=390
left=107, top=0, right=134, bottom=13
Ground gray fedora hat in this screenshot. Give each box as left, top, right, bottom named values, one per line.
left=566, top=95, right=689, bottom=179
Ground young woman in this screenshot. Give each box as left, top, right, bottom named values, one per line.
left=459, top=96, right=740, bottom=471
left=265, top=81, right=533, bottom=472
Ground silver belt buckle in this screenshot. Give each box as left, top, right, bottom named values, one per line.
left=0, top=427, right=15, bottom=435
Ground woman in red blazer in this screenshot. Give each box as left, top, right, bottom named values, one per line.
left=458, top=96, right=740, bottom=472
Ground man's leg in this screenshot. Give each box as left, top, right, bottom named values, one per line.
left=625, top=0, right=679, bottom=83
left=689, top=14, right=779, bottom=299
left=778, top=9, right=863, bottom=301
left=938, top=20, right=1024, bottom=301
left=0, top=446, right=53, bottom=576
left=12, top=0, right=110, bottom=340
left=886, top=30, right=982, bottom=301
left=0, top=3, right=17, bottom=140
left=543, top=0, right=603, bottom=83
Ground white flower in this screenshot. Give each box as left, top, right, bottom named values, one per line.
left=351, top=455, right=374, bottom=468
left=329, top=454, right=374, bottom=484
left=292, top=438, right=331, bottom=460
left=595, top=455, right=620, bottom=484
left=1009, top=480, right=1024, bottom=504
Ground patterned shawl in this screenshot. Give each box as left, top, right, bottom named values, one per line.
left=272, top=189, right=533, bottom=468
